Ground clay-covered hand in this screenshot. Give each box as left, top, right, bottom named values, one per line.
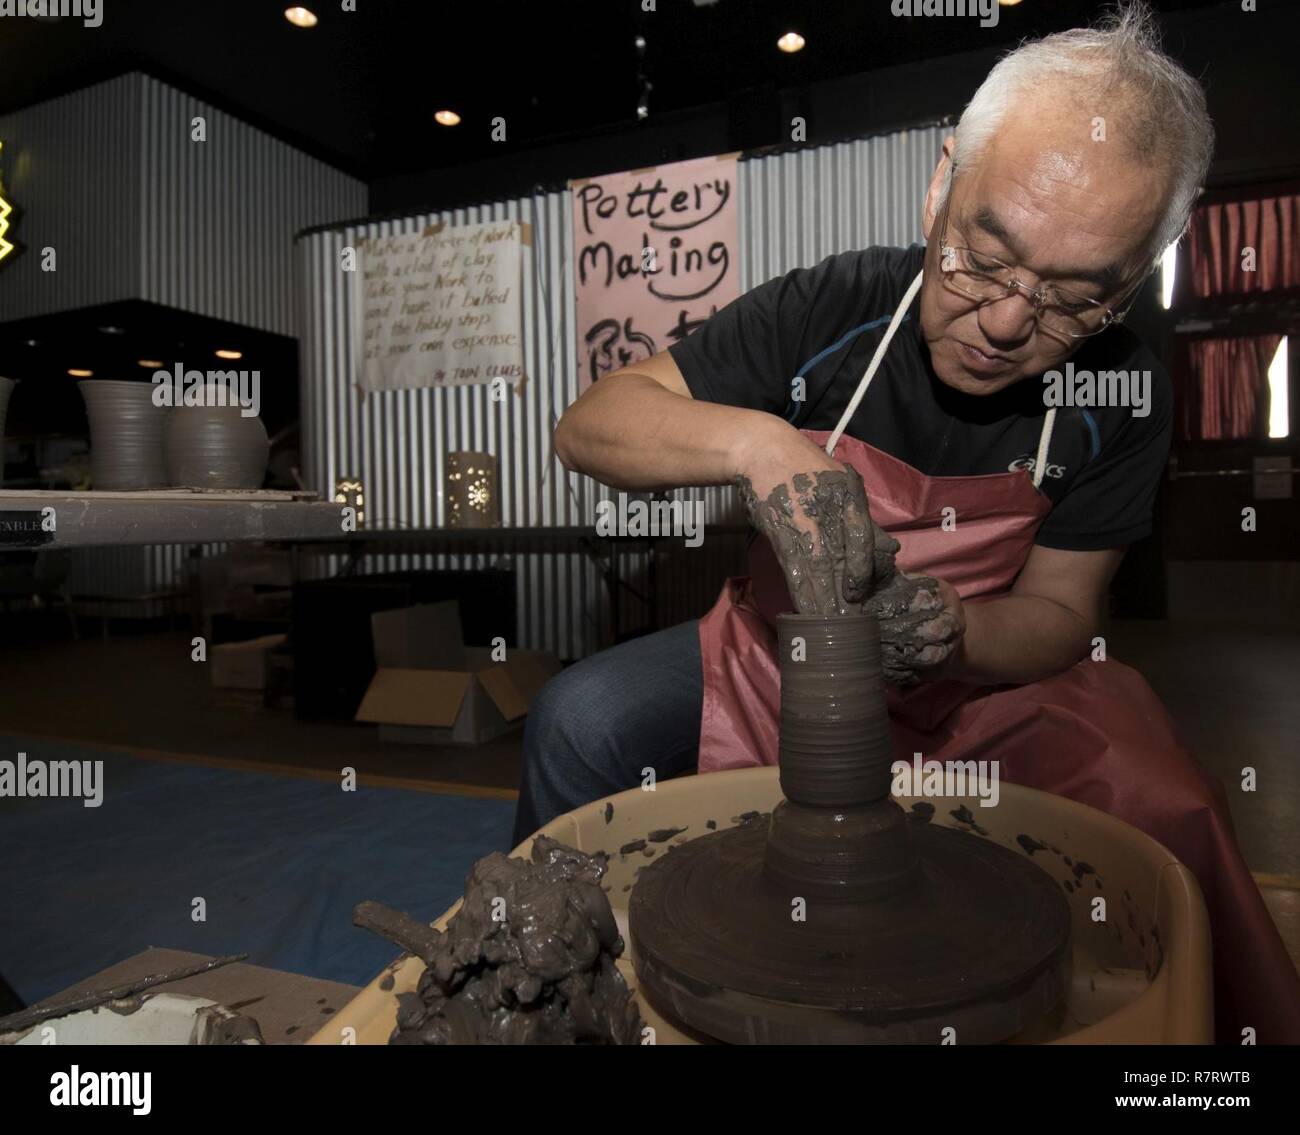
left=838, top=466, right=901, bottom=604
left=737, top=465, right=898, bottom=615
left=868, top=573, right=965, bottom=686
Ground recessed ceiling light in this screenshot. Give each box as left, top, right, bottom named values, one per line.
left=284, top=6, right=318, bottom=28
left=138, top=359, right=165, bottom=369
left=98, top=325, right=125, bottom=335
left=23, top=339, right=39, bottom=347
left=68, top=369, right=93, bottom=377
left=215, top=349, right=243, bottom=360
left=434, top=110, right=462, bottom=127
left=777, top=32, right=805, bottom=53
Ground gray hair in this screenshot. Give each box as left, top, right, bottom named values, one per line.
left=940, top=1, right=1214, bottom=266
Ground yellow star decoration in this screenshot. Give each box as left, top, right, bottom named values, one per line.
left=0, top=142, right=13, bottom=263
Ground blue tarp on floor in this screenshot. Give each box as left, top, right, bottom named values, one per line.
left=0, top=734, right=516, bottom=1005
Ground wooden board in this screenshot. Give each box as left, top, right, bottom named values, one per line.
left=31, top=948, right=359, bottom=1046
left=0, top=488, right=318, bottom=501
left=0, top=494, right=345, bottom=547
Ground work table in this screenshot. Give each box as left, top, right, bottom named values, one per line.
left=0, top=489, right=346, bottom=549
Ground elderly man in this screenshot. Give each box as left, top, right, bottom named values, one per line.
left=516, top=4, right=1300, bottom=1042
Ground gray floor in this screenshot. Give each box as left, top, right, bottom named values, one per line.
left=0, top=619, right=522, bottom=795
left=3, top=610, right=1298, bottom=968
left=2, top=614, right=1296, bottom=867
left=1107, top=617, right=1300, bottom=879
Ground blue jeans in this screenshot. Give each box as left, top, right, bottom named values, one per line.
left=511, top=620, right=703, bottom=846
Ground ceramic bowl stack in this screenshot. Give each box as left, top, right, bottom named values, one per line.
left=77, top=380, right=169, bottom=490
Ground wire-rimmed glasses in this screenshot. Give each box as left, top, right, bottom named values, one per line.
left=937, top=196, right=1139, bottom=340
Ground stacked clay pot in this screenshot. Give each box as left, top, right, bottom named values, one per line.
left=77, top=380, right=169, bottom=490
left=162, top=385, right=269, bottom=490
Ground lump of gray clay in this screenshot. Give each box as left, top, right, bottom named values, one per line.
left=358, top=836, right=643, bottom=1045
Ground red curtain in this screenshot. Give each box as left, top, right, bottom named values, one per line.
left=1179, top=335, right=1283, bottom=441
left=1186, top=195, right=1299, bottom=299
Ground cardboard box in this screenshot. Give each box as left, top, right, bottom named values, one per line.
left=370, top=602, right=467, bottom=671
left=355, top=602, right=561, bottom=746
left=291, top=570, right=517, bottom=721
left=210, top=633, right=288, bottom=690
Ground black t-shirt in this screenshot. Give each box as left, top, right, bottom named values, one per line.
left=668, top=243, right=1172, bottom=550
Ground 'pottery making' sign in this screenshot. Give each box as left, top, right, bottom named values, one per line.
left=570, top=153, right=740, bottom=391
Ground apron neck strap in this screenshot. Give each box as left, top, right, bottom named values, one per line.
left=1032, top=407, right=1058, bottom=490
left=822, top=265, right=1059, bottom=492
left=825, top=268, right=925, bottom=455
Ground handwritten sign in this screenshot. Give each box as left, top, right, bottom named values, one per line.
left=571, top=153, right=739, bottom=390
left=356, top=220, right=526, bottom=393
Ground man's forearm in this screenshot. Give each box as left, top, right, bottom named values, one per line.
left=946, top=595, right=1095, bottom=686
left=555, top=372, right=773, bottom=491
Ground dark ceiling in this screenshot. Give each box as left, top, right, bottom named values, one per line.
left=0, top=0, right=1227, bottom=181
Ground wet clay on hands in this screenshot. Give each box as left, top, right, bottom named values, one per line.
left=737, top=467, right=893, bottom=615
left=354, top=835, right=643, bottom=1045
left=866, top=572, right=959, bottom=686
left=737, top=466, right=961, bottom=684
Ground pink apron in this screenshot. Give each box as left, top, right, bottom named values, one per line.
left=698, top=426, right=1300, bottom=1043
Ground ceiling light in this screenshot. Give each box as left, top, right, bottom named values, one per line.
left=138, top=359, right=165, bottom=369
left=98, top=325, right=125, bottom=335
left=777, top=32, right=805, bottom=54
left=434, top=110, right=461, bottom=127
left=998, top=0, right=1024, bottom=6
left=215, top=349, right=243, bottom=360
left=68, top=369, right=93, bottom=377
left=284, top=6, right=318, bottom=28
left=23, top=339, right=39, bottom=347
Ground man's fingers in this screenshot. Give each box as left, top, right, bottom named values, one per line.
left=837, top=467, right=874, bottom=603
left=912, top=611, right=962, bottom=646
left=865, top=573, right=942, bottom=620
left=911, top=642, right=953, bottom=667
left=871, top=523, right=901, bottom=584
left=872, top=571, right=963, bottom=682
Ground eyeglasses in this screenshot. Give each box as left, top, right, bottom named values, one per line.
left=937, top=195, right=1140, bottom=340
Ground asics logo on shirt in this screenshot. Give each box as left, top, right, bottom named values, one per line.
left=1009, top=455, right=1066, bottom=480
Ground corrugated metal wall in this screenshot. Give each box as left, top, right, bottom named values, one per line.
left=0, top=73, right=366, bottom=331
left=741, top=127, right=947, bottom=278
left=299, top=124, right=948, bottom=659
left=123, top=74, right=366, bottom=604
left=1, top=73, right=366, bottom=603
left=0, top=77, right=142, bottom=318
left=137, top=75, right=367, bottom=336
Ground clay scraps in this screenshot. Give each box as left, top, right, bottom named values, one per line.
left=354, top=836, right=643, bottom=1045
